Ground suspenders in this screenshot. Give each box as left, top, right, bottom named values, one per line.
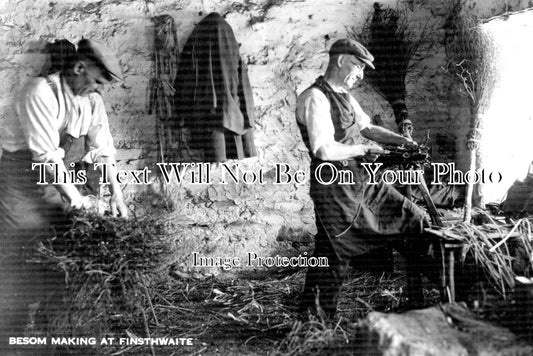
left=44, top=75, right=87, bottom=164
left=45, top=75, right=59, bottom=102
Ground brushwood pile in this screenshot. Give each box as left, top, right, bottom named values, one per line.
left=28, top=211, right=168, bottom=336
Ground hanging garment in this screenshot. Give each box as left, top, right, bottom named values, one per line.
left=174, top=12, right=257, bottom=162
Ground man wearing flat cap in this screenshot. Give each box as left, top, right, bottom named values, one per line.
left=0, top=38, right=128, bottom=341
left=296, top=39, right=431, bottom=317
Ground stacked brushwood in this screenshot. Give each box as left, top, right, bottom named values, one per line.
left=28, top=211, right=167, bottom=337
left=442, top=216, right=533, bottom=298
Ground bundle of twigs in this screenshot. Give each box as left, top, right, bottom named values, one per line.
left=352, top=2, right=428, bottom=136
left=442, top=217, right=533, bottom=297
left=444, top=0, right=499, bottom=222
left=28, top=211, right=167, bottom=337
left=148, top=14, right=180, bottom=163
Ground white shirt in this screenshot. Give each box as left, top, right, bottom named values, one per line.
left=295, top=87, right=371, bottom=155
left=2, top=72, right=115, bottom=163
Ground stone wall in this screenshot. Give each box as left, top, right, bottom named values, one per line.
left=1, top=0, right=531, bottom=273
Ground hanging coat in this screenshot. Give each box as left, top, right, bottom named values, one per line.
left=174, top=12, right=257, bottom=162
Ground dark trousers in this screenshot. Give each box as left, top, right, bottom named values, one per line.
left=301, top=226, right=429, bottom=318
left=0, top=150, right=68, bottom=347
left=301, top=227, right=347, bottom=317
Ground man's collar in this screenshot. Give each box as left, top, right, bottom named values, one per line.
left=323, top=77, right=348, bottom=94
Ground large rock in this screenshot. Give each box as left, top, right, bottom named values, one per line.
left=356, top=303, right=533, bottom=356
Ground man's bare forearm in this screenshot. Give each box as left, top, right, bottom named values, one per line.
left=46, top=158, right=83, bottom=205
left=97, top=156, right=123, bottom=198
left=315, top=141, right=386, bottom=161
left=361, top=125, right=412, bottom=146
left=96, top=156, right=128, bottom=217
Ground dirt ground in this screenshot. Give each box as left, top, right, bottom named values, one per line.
left=22, top=200, right=530, bottom=356
left=27, top=240, right=527, bottom=356
left=101, top=263, right=443, bottom=356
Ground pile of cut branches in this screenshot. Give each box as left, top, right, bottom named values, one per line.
left=28, top=211, right=168, bottom=337
left=442, top=217, right=533, bottom=297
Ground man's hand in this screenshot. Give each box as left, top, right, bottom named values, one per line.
left=96, top=156, right=129, bottom=218
left=402, top=137, right=418, bottom=149
left=364, top=143, right=387, bottom=162
left=70, top=195, right=94, bottom=211
left=110, top=193, right=129, bottom=218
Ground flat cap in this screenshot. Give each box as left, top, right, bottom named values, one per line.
left=329, top=39, right=375, bottom=70
left=77, top=39, right=123, bottom=83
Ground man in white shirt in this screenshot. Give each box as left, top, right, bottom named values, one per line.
left=296, top=39, right=431, bottom=317
left=0, top=39, right=128, bottom=341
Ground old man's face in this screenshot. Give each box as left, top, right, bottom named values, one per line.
left=341, top=55, right=365, bottom=89
left=74, top=61, right=108, bottom=96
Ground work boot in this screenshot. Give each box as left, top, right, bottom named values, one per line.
left=301, top=260, right=346, bottom=319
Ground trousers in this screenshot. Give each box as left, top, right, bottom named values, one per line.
left=301, top=161, right=432, bottom=317
left=0, top=150, right=68, bottom=346
left=301, top=226, right=430, bottom=317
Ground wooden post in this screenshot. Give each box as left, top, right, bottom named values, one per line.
left=463, top=126, right=481, bottom=223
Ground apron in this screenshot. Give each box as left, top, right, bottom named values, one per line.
left=0, top=136, right=86, bottom=338
left=0, top=135, right=87, bottom=236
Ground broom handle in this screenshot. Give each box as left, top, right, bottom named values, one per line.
left=405, top=175, right=413, bottom=200
left=401, top=126, right=413, bottom=200
left=402, top=128, right=444, bottom=227
left=463, top=149, right=476, bottom=223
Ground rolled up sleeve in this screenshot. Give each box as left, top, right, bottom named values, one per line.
left=296, top=89, right=335, bottom=156
left=17, top=81, right=65, bottom=162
